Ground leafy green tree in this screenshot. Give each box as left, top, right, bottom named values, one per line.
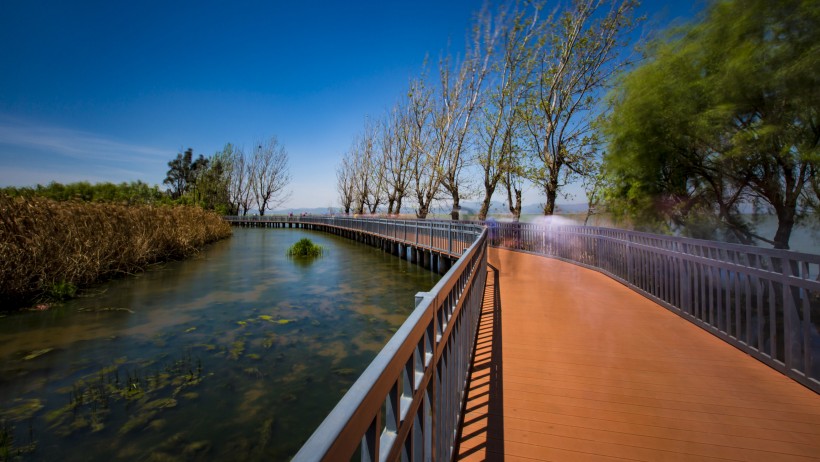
left=164, top=148, right=208, bottom=199
left=602, top=0, right=819, bottom=249
left=191, top=150, right=233, bottom=214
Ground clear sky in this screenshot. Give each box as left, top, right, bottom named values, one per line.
left=0, top=0, right=701, bottom=210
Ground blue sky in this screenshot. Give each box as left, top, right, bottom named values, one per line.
left=0, top=0, right=701, bottom=210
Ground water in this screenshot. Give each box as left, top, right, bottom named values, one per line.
left=0, top=228, right=441, bottom=460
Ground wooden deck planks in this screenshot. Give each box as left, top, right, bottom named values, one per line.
left=456, top=248, right=820, bottom=461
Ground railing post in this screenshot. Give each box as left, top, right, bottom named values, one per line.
left=782, top=259, right=797, bottom=374
left=626, top=235, right=634, bottom=285
left=448, top=222, right=453, bottom=255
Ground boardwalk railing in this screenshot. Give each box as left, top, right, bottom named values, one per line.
left=487, top=221, right=820, bottom=393
left=225, top=216, right=488, bottom=460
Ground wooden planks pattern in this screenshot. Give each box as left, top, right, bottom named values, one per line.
left=456, top=248, right=820, bottom=461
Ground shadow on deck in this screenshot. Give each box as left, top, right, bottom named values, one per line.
left=456, top=264, right=504, bottom=460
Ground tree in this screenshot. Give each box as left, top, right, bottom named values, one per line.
left=251, top=137, right=291, bottom=216
left=336, top=151, right=356, bottom=214
left=523, top=0, right=639, bottom=216
left=436, top=5, right=499, bottom=220
left=164, top=148, right=209, bottom=199
left=382, top=104, right=414, bottom=215
left=407, top=78, right=442, bottom=219
left=348, top=125, right=379, bottom=215
left=226, top=144, right=255, bottom=216
left=602, top=0, right=819, bottom=249
left=476, top=1, right=540, bottom=220
left=192, top=149, right=233, bottom=214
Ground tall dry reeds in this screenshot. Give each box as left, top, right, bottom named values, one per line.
left=0, top=194, right=232, bottom=310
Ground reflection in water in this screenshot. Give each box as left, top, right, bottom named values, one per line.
left=0, top=228, right=440, bottom=460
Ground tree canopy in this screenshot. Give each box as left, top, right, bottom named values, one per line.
left=602, top=0, right=820, bottom=249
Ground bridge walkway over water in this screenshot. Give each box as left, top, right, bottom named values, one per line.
left=457, top=248, right=820, bottom=461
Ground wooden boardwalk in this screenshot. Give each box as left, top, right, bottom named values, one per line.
left=456, top=248, right=820, bottom=461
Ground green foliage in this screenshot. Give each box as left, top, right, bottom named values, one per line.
left=49, top=281, right=77, bottom=301
left=164, top=148, right=209, bottom=200
left=602, top=0, right=819, bottom=248
left=1, top=181, right=166, bottom=205
left=163, top=147, right=236, bottom=214
left=188, top=150, right=233, bottom=213
left=286, top=238, right=323, bottom=258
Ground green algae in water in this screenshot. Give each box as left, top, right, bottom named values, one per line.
left=229, top=341, right=245, bottom=360
left=243, top=368, right=263, bottom=378
left=261, top=334, right=276, bottom=349
left=1, top=399, right=44, bottom=422
left=44, top=354, right=205, bottom=438
left=22, top=348, right=54, bottom=361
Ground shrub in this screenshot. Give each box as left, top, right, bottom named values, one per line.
left=286, top=238, right=323, bottom=258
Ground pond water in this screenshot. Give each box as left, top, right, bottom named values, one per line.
left=0, top=228, right=441, bottom=460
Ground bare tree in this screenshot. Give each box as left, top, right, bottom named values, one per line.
left=476, top=1, right=541, bottom=220
left=226, top=144, right=255, bottom=216
left=523, top=0, right=639, bottom=215
left=251, top=136, right=291, bottom=216
left=366, top=150, right=388, bottom=214
left=407, top=78, right=442, bottom=219
left=336, top=151, right=356, bottom=214
left=350, top=119, right=389, bottom=215
left=382, top=105, right=414, bottom=215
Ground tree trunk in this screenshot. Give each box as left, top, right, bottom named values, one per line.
left=478, top=182, right=496, bottom=221
left=416, top=206, right=429, bottom=219
left=506, top=182, right=522, bottom=222
left=773, top=208, right=795, bottom=250
left=450, top=193, right=460, bottom=221
left=543, top=175, right=558, bottom=215
left=395, top=197, right=403, bottom=215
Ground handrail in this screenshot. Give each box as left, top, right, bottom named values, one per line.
left=486, top=221, right=820, bottom=393
left=225, top=215, right=488, bottom=460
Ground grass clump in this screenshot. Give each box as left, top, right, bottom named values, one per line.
left=286, top=238, right=323, bottom=258
left=0, top=194, right=232, bottom=310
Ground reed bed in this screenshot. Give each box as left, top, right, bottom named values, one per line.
left=0, top=194, right=232, bottom=310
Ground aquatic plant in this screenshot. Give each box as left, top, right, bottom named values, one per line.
left=0, top=418, right=36, bottom=461
left=0, top=194, right=232, bottom=310
left=43, top=354, right=207, bottom=438
left=48, top=281, right=76, bottom=301
left=286, top=238, right=323, bottom=258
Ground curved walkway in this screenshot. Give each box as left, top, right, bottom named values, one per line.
left=457, top=248, right=820, bottom=461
